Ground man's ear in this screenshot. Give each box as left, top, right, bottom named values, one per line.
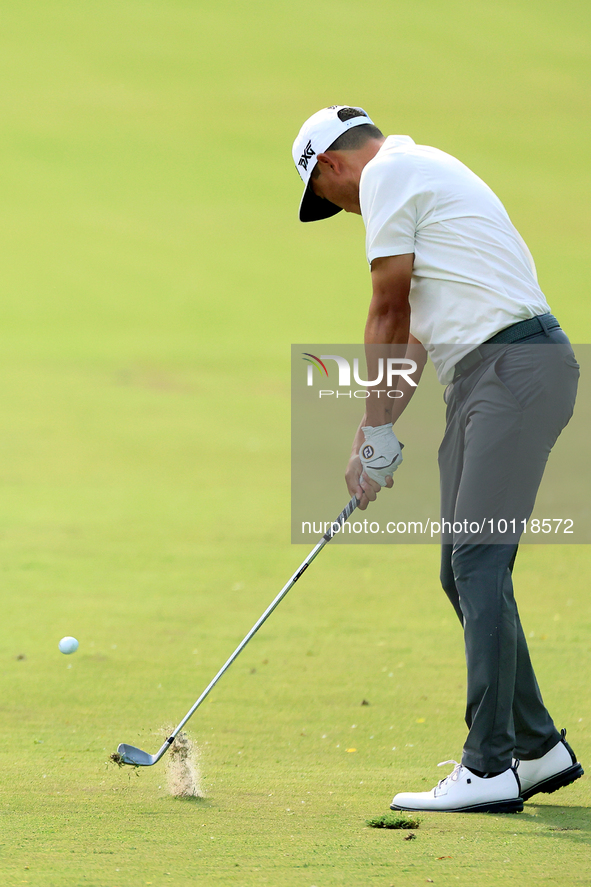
left=316, top=152, right=340, bottom=174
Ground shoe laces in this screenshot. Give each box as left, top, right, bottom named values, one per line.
left=436, top=759, right=463, bottom=791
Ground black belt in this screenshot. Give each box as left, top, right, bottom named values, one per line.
left=452, top=313, right=561, bottom=381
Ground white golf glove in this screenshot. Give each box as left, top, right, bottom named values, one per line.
left=359, top=424, right=403, bottom=487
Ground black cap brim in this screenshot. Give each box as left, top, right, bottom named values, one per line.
left=299, top=180, right=342, bottom=223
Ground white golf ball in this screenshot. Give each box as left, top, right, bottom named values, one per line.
left=58, top=636, right=79, bottom=655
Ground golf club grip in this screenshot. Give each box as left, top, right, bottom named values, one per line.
left=322, top=494, right=359, bottom=541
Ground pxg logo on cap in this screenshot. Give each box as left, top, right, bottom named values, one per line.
left=297, top=139, right=315, bottom=172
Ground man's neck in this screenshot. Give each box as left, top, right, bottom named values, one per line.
left=347, top=138, right=385, bottom=214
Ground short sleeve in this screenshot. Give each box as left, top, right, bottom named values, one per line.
left=361, top=154, right=423, bottom=264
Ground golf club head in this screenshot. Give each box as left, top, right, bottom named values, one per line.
left=117, top=743, right=157, bottom=766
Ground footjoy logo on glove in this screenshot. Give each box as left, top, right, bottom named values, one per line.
left=362, top=445, right=374, bottom=459
left=302, top=352, right=418, bottom=399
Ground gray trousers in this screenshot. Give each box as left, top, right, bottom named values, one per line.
left=438, top=329, right=579, bottom=773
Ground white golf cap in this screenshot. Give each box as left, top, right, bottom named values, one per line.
left=292, top=105, right=374, bottom=222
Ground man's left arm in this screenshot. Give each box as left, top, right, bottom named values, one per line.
left=347, top=253, right=427, bottom=508
left=364, top=253, right=414, bottom=422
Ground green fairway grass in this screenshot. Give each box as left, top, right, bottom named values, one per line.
left=0, top=1, right=589, bottom=885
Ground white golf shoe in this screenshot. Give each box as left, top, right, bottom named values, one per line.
left=391, top=760, right=523, bottom=814
left=514, top=730, right=584, bottom=802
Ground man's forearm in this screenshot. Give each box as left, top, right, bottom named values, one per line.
left=364, top=306, right=411, bottom=425
left=364, top=303, right=410, bottom=347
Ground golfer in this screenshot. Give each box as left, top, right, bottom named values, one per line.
left=292, top=106, right=583, bottom=813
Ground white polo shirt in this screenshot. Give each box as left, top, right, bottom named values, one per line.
left=360, top=136, right=551, bottom=383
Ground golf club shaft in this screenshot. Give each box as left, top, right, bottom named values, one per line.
left=165, top=494, right=359, bottom=746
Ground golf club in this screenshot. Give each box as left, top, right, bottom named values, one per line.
left=116, top=494, right=360, bottom=766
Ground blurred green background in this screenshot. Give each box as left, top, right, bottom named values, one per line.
left=0, top=1, right=589, bottom=885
